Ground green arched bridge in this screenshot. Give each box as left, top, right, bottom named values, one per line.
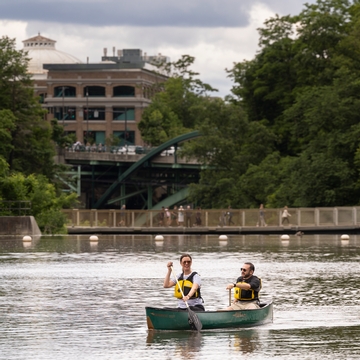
left=61, top=131, right=202, bottom=209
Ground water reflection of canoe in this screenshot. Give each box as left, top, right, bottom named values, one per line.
left=146, top=301, right=273, bottom=331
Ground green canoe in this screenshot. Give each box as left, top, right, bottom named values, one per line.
left=146, top=301, right=273, bottom=331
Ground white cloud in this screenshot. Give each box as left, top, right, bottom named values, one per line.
left=0, top=3, right=276, bottom=97
left=0, top=20, right=27, bottom=48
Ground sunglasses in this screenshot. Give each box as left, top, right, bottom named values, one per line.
left=182, top=261, right=191, bottom=264
left=241, top=268, right=249, bottom=272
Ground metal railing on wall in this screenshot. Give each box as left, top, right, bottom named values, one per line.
left=62, top=207, right=360, bottom=228
left=0, top=201, right=32, bottom=216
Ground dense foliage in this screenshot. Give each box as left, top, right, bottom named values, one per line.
left=138, top=55, right=217, bottom=145
left=0, top=36, right=77, bottom=233
left=140, top=0, right=360, bottom=209
left=0, top=173, right=77, bottom=234
left=226, top=0, right=360, bottom=208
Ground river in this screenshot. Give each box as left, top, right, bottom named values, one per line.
left=0, top=234, right=359, bottom=359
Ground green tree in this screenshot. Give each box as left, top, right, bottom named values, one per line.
left=51, top=118, right=76, bottom=148
left=219, top=0, right=360, bottom=208
left=138, top=55, right=217, bottom=145
left=0, top=36, right=79, bottom=231
left=0, top=172, right=78, bottom=234
left=183, top=100, right=276, bottom=208
left=0, top=109, right=16, bottom=159
left=0, top=36, right=56, bottom=178
left=228, top=0, right=355, bottom=156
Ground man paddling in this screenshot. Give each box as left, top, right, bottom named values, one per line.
left=164, top=254, right=205, bottom=311
left=225, top=262, right=261, bottom=310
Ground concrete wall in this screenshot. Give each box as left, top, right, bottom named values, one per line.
left=0, top=216, right=42, bottom=236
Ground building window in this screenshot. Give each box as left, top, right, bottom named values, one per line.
left=113, top=86, right=135, bottom=97
left=54, top=86, right=76, bottom=97
left=83, top=86, right=106, bottom=97
left=64, top=108, right=76, bottom=120
left=53, top=107, right=76, bottom=120
left=83, top=131, right=105, bottom=145
left=38, top=93, right=46, bottom=104
left=113, top=131, right=135, bottom=146
left=84, top=107, right=105, bottom=120
left=113, top=107, right=135, bottom=120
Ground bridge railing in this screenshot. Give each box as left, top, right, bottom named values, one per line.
left=62, top=207, right=360, bottom=228
left=65, top=144, right=152, bottom=154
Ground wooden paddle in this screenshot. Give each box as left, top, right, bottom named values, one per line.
left=171, top=267, right=203, bottom=331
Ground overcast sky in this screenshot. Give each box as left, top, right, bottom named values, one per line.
left=0, top=0, right=317, bottom=97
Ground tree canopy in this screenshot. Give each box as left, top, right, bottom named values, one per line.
left=138, top=55, right=218, bottom=146
left=223, top=0, right=360, bottom=207
left=140, top=0, right=360, bottom=209
left=0, top=36, right=59, bottom=178
left=0, top=36, right=78, bottom=233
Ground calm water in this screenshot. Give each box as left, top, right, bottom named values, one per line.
left=0, top=234, right=360, bottom=359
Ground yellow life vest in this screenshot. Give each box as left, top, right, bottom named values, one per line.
left=234, top=277, right=261, bottom=301
left=174, top=272, right=200, bottom=299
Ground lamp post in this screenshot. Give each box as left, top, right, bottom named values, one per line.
left=125, top=108, right=128, bottom=152
left=86, top=86, right=89, bottom=144
left=61, top=86, right=69, bottom=127
left=62, top=86, right=65, bottom=127
left=122, top=108, right=130, bottom=152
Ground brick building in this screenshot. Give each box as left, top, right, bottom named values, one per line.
left=25, top=34, right=168, bottom=146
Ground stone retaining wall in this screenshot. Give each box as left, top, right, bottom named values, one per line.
left=0, top=216, right=41, bottom=235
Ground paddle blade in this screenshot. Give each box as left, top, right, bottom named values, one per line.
left=187, top=309, right=202, bottom=331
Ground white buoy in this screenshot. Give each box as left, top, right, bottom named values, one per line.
left=155, top=235, right=164, bottom=241
left=22, top=235, right=32, bottom=242
left=89, top=235, right=99, bottom=241
left=219, top=235, right=228, bottom=240
left=281, top=234, right=290, bottom=240
left=341, top=234, right=349, bottom=240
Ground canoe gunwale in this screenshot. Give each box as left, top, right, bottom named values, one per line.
left=146, top=300, right=273, bottom=331
left=147, top=301, right=271, bottom=314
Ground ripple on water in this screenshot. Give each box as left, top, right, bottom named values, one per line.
left=0, top=234, right=360, bottom=359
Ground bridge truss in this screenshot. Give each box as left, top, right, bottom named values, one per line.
left=62, top=131, right=202, bottom=210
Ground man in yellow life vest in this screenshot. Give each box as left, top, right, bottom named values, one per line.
left=163, top=253, right=205, bottom=311
left=225, top=262, right=261, bottom=310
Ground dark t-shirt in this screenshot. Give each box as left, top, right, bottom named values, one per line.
left=236, top=275, right=260, bottom=290
left=235, top=275, right=261, bottom=300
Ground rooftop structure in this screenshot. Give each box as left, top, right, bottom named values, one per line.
left=23, top=33, right=82, bottom=78
left=43, top=47, right=170, bottom=74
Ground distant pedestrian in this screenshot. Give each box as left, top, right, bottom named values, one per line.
left=73, top=141, right=82, bottom=151
left=171, top=206, right=179, bottom=226
left=281, top=206, right=291, bottom=225
left=119, top=204, right=126, bottom=226
left=257, top=204, right=267, bottom=226
left=178, top=206, right=184, bottom=226
left=165, top=208, right=171, bottom=226
left=185, top=206, right=193, bottom=228
left=219, top=210, right=227, bottom=227
left=158, top=206, right=165, bottom=226
left=227, top=206, right=234, bottom=226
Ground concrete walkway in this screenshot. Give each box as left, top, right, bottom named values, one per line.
left=67, top=224, right=360, bottom=235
